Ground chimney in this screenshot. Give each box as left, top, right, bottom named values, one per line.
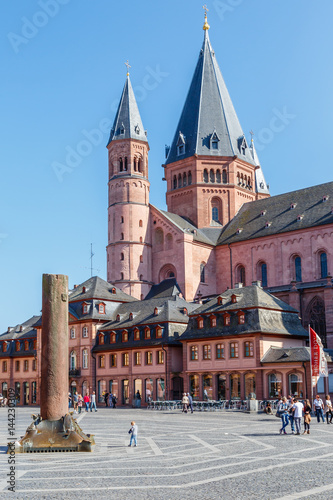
left=252, top=281, right=262, bottom=287
left=19, top=325, right=23, bottom=332
left=74, top=285, right=78, bottom=289
left=235, top=283, right=243, bottom=289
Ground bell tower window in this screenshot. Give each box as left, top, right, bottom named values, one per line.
left=124, top=157, right=128, bottom=171
left=176, top=132, right=186, bottom=156
left=210, top=131, right=220, bottom=150
left=119, top=158, right=123, bottom=172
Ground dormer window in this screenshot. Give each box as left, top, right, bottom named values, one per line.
left=134, top=124, right=140, bottom=135
left=265, top=221, right=272, bottom=228
left=197, top=317, right=204, bottom=329
left=144, top=327, right=151, bottom=339
left=111, top=287, right=116, bottom=294
left=154, top=307, right=159, bottom=316
left=176, top=132, right=186, bottom=156
left=236, top=228, right=243, bottom=234
left=323, top=195, right=329, bottom=202
left=297, top=214, right=304, bottom=221
left=99, top=303, right=105, bottom=314
left=134, top=328, right=140, bottom=340
left=260, top=210, right=266, bottom=217
left=15, top=341, right=20, bottom=352
left=122, top=330, right=128, bottom=342
left=210, top=131, right=220, bottom=150
left=3, top=342, right=8, bottom=352
left=183, top=307, right=188, bottom=316
left=237, top=311, right=245, bottom=325
left=156, top=326, right=163, bottom=338
left=217, top=296, right=224, bottom=305
left=82, top=302, right=89, bottom=314
left=223, top=313, right=231, bottom=326
left=116, top=314, right=120, bottom=322
left=98, top=333, right=105, bottom=345
left=210, top=315, right=217, bottom=327
left=110, top=332, right=116, bottom=343
left=24, top=340, right=29, bottom=351
left=120, top=123, right=125, bottom=135
left=290, top=203, right=297, bottom=210
left=129, top=313, right=133, bottom=321
left=238, top=136, right=247, bottom=155
left=231, top=294, right=238, bottom=304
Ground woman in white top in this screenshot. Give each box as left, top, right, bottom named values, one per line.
left=325, top=395, right=333, bottom=424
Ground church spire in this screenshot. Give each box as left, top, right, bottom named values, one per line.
left=108, top=72, right=147, bottom=145
left=165, top=21, right=255, bottom=166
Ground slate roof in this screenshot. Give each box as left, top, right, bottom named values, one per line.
left=0, top=316, right=40, bottom=341
left=261, top=346, right=311, bottom=363
left=107, top=75, right=148, bottom=145
left=144, top=278, right=182, bottom=300
left=180, top=284, right=308, bottom=341
left=153, top=207, right=221, bottom=245
left=217, top=181, right=333, bottom=245
left=165, top=30, right=255, bottom=167
left=69, top=276, right=137, bottom=303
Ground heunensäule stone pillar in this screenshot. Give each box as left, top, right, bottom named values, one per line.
left=40, top=274, right=68, bottom=421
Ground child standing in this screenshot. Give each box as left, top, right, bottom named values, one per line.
left=128, top=421, right=138, bottom=447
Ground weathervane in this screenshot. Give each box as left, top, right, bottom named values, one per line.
left=250, top=130, right=254, bottom=142
left=125, top=60, right=131, bottom=76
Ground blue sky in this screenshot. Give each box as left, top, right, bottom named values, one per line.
left=1, top=0, right=332, bottom=333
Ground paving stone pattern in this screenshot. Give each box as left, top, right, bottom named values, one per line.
left=1, top=408, right=333, bottom=499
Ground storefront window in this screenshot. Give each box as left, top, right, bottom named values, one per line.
left=109, top=379, right=118, bottom=398
left=268, top=373, right=282, bottom=398
left=98, top=379, right=106, bottom=403
left=289, top=374, right=303, bottom=398
left=203, top=374, right=213, bottom=400
left=32, top=381, right=37, bottom=404
left=145, top=378, right=153, bottom=402
left=245, top=373, right=256, bottom=398
left=15, top=382, right=20, bottom=404
left=122, top=379, right=129, bottom=405
left=189, top=375, right=199, bottom=400
left=230, top=373, right=240, bottom=399
left=217, top=374, right=226, bottom=400
left=2, top=382, right=8, bottom=399
left=134, top=379, right=142, bottom=400
left=156, top=378, right=165, bottom=401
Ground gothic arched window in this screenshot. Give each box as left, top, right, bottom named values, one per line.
left=320, top=252, right=328, bottom=278
left=119, top=158, right=123, bottom=172
left=261, top=262, right=268, bottom=287
left=222, top=169, right=228, bottom=184
left=306, top=297, right=327, bottom=347
left=178, top=173, right=182, bottom=188
left=216, top=169, right=221, bottom=183
left=294, top=256, right=302, bottom=282
left=210, top=169, right=215, bottom=183
left=203, top=169, right=208, bottom=183
left=183, top=172, right=187, bottom=186
left=212, top=207, right=219, bottom=222
left=200, top=263, right=206, bottom=283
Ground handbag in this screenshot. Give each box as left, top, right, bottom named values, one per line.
left=275, top=411, right=281, bottom=418
left=304, top=414, right=312, bottom=424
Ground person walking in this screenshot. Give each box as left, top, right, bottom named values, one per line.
left=292, top=398, right=303, bottom=435
left=90, top=391, right=97, bottom=412
left=324, top=395, right=333, bottom=424
left=313, top=394, right=325, bottom=422
left=73, top=392, right=78, bottom=413
left=278, top=397, right=289, bottom=434
left=83, top=393, right=90, bottom=412
left=135, top=390, right=142, bottom=408
left=109, top=393, right=113, bottom=407
left=288, top=397, right=296, bottom=434
left=78, top=393, right=83, bottom=414
left=128, top=421, right=138, bottom=447
left=104, top=391, right=109, bottom=408
left=182, top=393, right=189, bottom=413
left=112, top=394, right=117, bottom=408
left=303, top=399, right=312, bottom=434
left=187, top=393, right=194, bottom=413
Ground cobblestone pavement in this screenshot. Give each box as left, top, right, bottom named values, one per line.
left=1, top=407, right=333, bottom=499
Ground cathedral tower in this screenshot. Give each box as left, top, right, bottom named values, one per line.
left=163, top=14, right=269, bottom=229
left=107, top=74, right=152, bottom=299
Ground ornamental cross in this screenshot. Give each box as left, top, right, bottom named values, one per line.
left=203, top=4, right=209, bottom=15
left=125, top=60, right=131, bottom=75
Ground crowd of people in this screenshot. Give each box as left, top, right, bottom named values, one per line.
left=264, top=394, right=333, bottom=435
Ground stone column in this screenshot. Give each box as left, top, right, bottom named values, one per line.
left=40, top=274, right=69, bottom=421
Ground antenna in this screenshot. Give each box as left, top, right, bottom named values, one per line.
left=90, top=243, right=94, bottom=277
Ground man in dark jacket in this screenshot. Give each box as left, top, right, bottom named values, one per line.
left=187, top=393, right=194, bottom=413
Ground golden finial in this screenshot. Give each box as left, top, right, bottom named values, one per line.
left=203, top=4, right=210, bottom=30
left=125, top=60, right=131, bottom=76
left=250, top=130, right=254, bottom=142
